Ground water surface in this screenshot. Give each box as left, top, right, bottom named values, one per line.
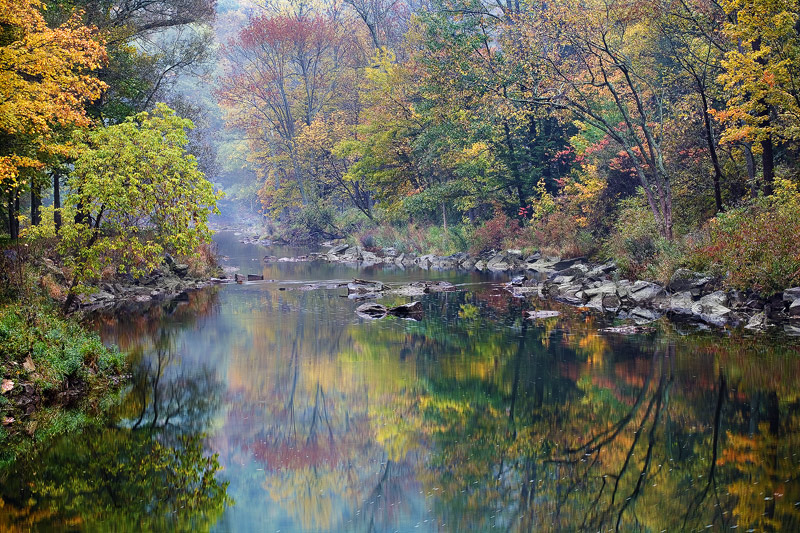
left=3, top=234, right=800, bottom=532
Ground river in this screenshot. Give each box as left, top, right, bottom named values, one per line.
left=2, top=232, right=800, bottom=532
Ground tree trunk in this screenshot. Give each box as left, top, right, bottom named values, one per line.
left=762, top=133, right=775, bottom=196
left=744, top=143, right=758, bottom=199
left=53, top=172, right=62, bottom=232
left=699, top=91, right=724, bottom=212
left=8, top=191, right=19, bottom=240
left=31, top=179, right=41, bottom=226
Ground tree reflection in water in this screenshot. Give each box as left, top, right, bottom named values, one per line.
left=0, top=322, right=230, bottom=532
left=4, top=279, right=800, bottom=532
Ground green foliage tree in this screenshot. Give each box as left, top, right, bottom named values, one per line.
left=53, top=103, right=221, bottom=308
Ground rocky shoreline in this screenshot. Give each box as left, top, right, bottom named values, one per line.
left=312, top=244, right=800, bottom=333
left=69, top=255, right=220, bottom=312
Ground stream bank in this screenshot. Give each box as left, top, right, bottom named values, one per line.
left=284, top=243, right=800, bottom=333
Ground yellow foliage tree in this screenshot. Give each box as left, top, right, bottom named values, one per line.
left=0, top=0, right=106, bottom=237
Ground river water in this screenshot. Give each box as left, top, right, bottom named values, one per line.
left=3, top=232, right=800, bottom=532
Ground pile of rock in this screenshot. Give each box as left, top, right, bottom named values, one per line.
left=528, top=264, right=800, bottom=331
left=78, top=255, right=216, bottom=311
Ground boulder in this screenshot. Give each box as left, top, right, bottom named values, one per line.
left=460, top=256, right=477, bottom=270
left=584, top=281, right=618, bottom=298
left=328, top=244, right=350, bottom=256
left=626, top=281, right=665, bottom=304
left=416, top=255, right=436, bottom=269
left=790, top=299, right=800, bottom=316
left=235, top=273, right=246, bottom=283
left=668, top=269, right=713, bottom=294
left=347, top=279, right=385, bottom=295
left=601, top=293, right=622, bottom=312
left=783, top=287, right=800, bottom=303
left=172, top=264, right=190, bottom=278
left=525, top=256, right=560, bottom=274
left=629, top=306, right=661, bottom=324
left=666, top=291, right=694, bottom=316
left=388, top=301, right=423, bottom=320
left=552, top=263, right=589, bottom=280
left=342, top=246, right=362, bottom=261
left=356, top=302, right=387, bottom=319
left=449, top=252, right=470, bottom=266
left=361, top=251, right=379, bottom=264
left=247, top=274, right=264, bottom=281
left=745, top=311, right=767, bottom=331
left=526, top=310, right=560, bottom=319
left=586, top=261, right=617, bottom=280
left=691, top=291, right=731, bottom=326
left=487, top=252, right=515, bottom=271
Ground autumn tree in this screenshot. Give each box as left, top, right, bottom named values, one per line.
left=717, top=0, right=800, bottom=196
left=520, top=0, right=680, bottom=239
left=217, top=11, right=360, bottom=216
left=0, top=0, right=106, bottom=239
left=52, top=104, right=221, bottom=309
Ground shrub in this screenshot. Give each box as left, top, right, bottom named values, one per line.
left=469, top=210, right=521, bottom=254
left=694, top=179, right=800, bottom=293
left=604, top=194, right=670, bottom=280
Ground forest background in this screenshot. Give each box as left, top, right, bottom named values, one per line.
left=2, top=0, right=800, bottom=295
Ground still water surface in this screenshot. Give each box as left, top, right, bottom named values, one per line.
left=4, top=232, right=800, bottom=532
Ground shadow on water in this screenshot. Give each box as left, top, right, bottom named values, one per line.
left=3, top=234, right=800, bottom=531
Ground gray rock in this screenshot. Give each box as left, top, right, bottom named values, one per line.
left=173, top=264, right=189, bottom=278
left=487, top=253, right=514, bottom=271
left=602, top=293, right=622, bottom=312
left=783, top=287, right=800, bottom=302
left=745, top=312, right=767, bottom=331
left=388, top=301, right=423, bottom=320
left=691, top=291, right=731, bottom=326
left=348, top=279, right=385, bottom=295
left=552, top=263, right=589, bottom=280
left=789, top=299, right=800, bottom=316
left=666, top=291, right=695, bottom=316
left=584, top=281, right=618, bottom=297
left=361, top=251, right=379, bottom=264
left=342, top=246, right=362, bottom=261
left=586, top=261, right=617, bottom=279
left=416, top=255, right=435, bottom=269
left=585, top=294, right=604, bottom=310
left=356, top=302, right=387, bottom=319
left=328, top=244, right=350, bottom=255
left=247, top=274, right=264, bottom=281
left=629, top=306, right=660, bottom=324
left=627, top=281, right=665, bottom=304
left=668, top=268, right=712, bottom=293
